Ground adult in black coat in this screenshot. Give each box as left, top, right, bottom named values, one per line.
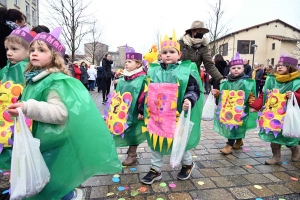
left=96, top=66, right=103, bottom=93
left=243, top=59, right=252, bottom=76
left=250, top=63, right=264, bottom=97
left=212, top=54, right=227, bottom=90
left=102, top=54, right=113, bottom=103
left=80, top=61, right=89, bottom=89
left=0, top=8, right=26, bottom=69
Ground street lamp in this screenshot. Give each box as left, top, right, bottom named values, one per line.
left=251, top=44, right=258, bottom=69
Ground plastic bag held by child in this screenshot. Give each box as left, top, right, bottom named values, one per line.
left=170, top=103, right=194, bottom=168
left=282, top=93, right=300, bottom=138
left=202, top=92, right=216, bottom=121
left=10, top=108, right=50, bottom=200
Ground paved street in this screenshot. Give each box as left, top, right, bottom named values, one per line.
left=83, top=90, right=300, bottom=200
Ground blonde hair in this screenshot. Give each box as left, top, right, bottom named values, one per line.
left=132, top=59, right=143, bottom=68
left=5, top=35, right=30, bottom=50
left=26, top=40, right=70, bottom=76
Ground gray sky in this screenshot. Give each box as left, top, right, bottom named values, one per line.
left=40, top=0, right=299, bottom=55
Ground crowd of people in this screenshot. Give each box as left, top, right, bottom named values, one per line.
left=0, top=7, right=300, bottom=200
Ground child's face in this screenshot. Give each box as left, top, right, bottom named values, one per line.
left=29, top=41, right=52, bottom=68
left=5, top=41, right=28, bottom=64
left=230, top=65, right=244, bottom=76
left=276, top=62, right=288, bottom=75
left=160, top=48, right=181, bottom=65
left=125, top=59, right=140, bottom=72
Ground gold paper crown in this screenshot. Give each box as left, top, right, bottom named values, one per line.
left=160, top=29, right=180, bottom=52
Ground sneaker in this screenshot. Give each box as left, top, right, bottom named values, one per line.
left=102, top=99, right=107, bottom=104
left=177, top=162, right=195, bottom=180
left=141, top=168, right=162, bottom=185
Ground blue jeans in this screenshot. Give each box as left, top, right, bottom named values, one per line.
left=88, top=80, right=95, bottom=90
left=151, top=150, right=192, bottom=172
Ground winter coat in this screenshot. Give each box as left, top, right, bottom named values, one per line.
left=97, top=67, right=103, bottom=78
left=251, top=68, right=264, bottom=81
left=87, top=68, right=97, bottom=80
left=0, top=23, right=13, bottom=69
left=102, top=58, right=113, bottom=78
left=179, top=39, right=223, bottom=82
left=80, top=66, right=89, bottom=84
left=212, top=60, right=227, bottom=89
left=244, top=64, right=252, bottom=76
left=73, top=65, right=82, bottom=80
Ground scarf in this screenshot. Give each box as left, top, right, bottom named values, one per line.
left=274, top=71, right=300, bottom=83
left=5, top=20, right=19, bottom=30
left=25, top=70, right=43, bottom=83
left=181, top=34, right=206, bottom=48
left=251, top=68, right=258, bottom=79
left=228, top=73, right=246, bottom=82
left=123, top=67, right=144, bottom=77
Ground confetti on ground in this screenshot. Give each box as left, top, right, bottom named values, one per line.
left=139, top=187, right=147, bottom=192
left=242, top=148, right=250, bottom=153
left=2, top=190, right=8, bottom=194
left=139, top=148, right=144, bottom=150
left=112, top=177, right=120, bottom=183
left=290, top=177, right=298, bottom=181
left=261, top=148, right=266, bottom=150
left=261, top=144, right=267, bottom=147
left=131, top=190, right=139, bottom=196
left=118, top=198, right=125, bottom=200
left=169, top=183, right=176, bottom=188
left=118, top=186, right=125, bottom=191
left=245, top=165, right=253, bottom=168
left=197, top=181, right=205, bottom=185
left=282, top=161, right=287, bottom=165
left=124, top=186, right=130, bottom=190
left=211, top=140, right=215, bottom=143
left=3, top=172, right=10, bottom=176
left=160, top=182, right=167, bottom=187
left=192, top=156, right=198, bottom=158
left=157, top=198, right=164, bottom=200
left=0, top=170, right=2, bottom=173
left=255, top=153, right=260, bottom=156
left=113, top=174, right=120, bottom=178
left=254, top=185, right=262, bottom=189
left=130, top=167, right=136, bottom=171
left=122, top=166, right=127, bottom=168
left=118, top=155, right=123, bottom=157
left=107, top=192, right=114, bottom=196
left=255, top=198, right=263, bottom=200
left=279, top=198, right=286, bottom=200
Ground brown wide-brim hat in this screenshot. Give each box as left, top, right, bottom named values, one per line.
left=185, top=20, right=209, bottom=34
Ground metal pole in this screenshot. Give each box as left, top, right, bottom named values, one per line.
left=252, top=48, right=255, bottom=69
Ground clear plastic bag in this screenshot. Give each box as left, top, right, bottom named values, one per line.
left=10, top=108, right=50, bottom=200
left=282, top=93, right=300, bottom=138
left=202, top=92, right=216, bottom=121
left=170, top=103, right=194, bottom=168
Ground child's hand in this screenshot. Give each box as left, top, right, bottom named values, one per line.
left=7, top=103, right=24, bottom=117
left=182, top=99, right=191, bottom=111
left=286, top=91, right=293, bottom=99
left=250, top=108, right=257, bottom=112
left=211, top=89, right=217, bottom=95
left=137, top=114, right=144, bottom=120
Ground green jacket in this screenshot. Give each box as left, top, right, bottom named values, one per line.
left=0, top=59, right=28, bottom=85
left=19, top=72, right=121, bottom=200
left=179, top=39, right=223, bottom=82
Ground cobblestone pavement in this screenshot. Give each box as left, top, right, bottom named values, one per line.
left=84, top=91, right=300, bottom=200
left=1, top=91, right=300, bottom=200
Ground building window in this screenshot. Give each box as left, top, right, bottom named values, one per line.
left=219, top=43, right=228, bottom=56
left=237, top=40, right=255, bottom=54
left=0, top=0, right=7, bottom=6
left=32, top=9, right=36, bottom=27
left=25, top=2, right=31, bottom=24
left=32, top=0, right=37, bottom=5
left=272, top=43, right=275, bottom=50
left=271, top=58, right=274, bottom=65
left=14, top=0, right=18, bottom=6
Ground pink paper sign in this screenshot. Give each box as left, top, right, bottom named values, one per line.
left=147, top=83, right=178, bottom=138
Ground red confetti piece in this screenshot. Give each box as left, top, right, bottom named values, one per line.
left=291, top=177, right=298, bottom=181
left=139, top=187, right=147, bottom=192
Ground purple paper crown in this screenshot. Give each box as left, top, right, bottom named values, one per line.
left=33, top=27, right=65, bottom=56
left=10, top=26, right=34, bottom=43
left=229, top=52, right=243, bottom=67
left=278, top=56, right=298, bottom=66
left=125, top=44, right=142, bottom=61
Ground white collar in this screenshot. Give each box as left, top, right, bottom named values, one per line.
left=123, top=67, right=143, bottom=77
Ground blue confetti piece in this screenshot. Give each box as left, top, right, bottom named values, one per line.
left=112, top=177, right=120, bottom=183
left=118, top=186, right=125, bottom=191
left=0, top=170, right=2, bottom=173
left=256, top=198, right=263, bottom=200
left=130, top=167, right=136, bottom=171
left=255, top=153, right=260, bottom=156
left=282, top=161, right=287, bottom=165
left=2, top=190, right=9, bottom=194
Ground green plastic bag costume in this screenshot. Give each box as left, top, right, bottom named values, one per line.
left=213, top=78, right=257, bottom=139
left=258, top=75, right=300, bottom=146
left=105, top=74, right=147, bottom=147
left=143, top=60, right=204, bottom=155
left=0, top=59, right=28, bottom=85
left=9, top=72, right=122, bottom=200
left=0, top=60, right=28, bottom=167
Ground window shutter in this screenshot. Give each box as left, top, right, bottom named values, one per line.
left=237, top=41, right=242, bottom=53
left=250, top=40, right=255, bottom=54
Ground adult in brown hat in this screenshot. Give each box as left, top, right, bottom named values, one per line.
left=179, top=20, right=223, bottom=84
